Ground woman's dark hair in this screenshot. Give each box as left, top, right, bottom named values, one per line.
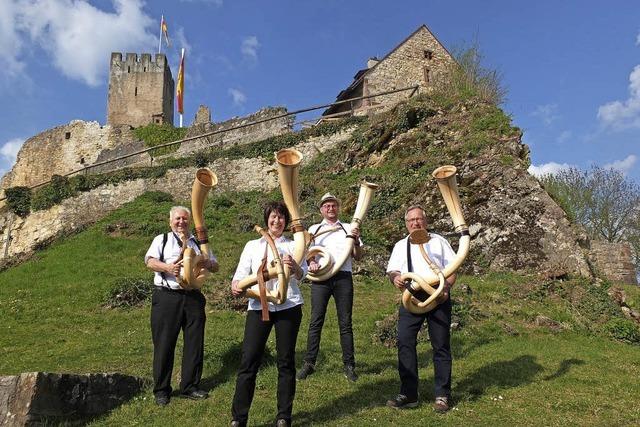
left=263, top=201, right=291, bottom=228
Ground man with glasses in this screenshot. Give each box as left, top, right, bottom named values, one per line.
left=385, top=205, right=456, bottom=412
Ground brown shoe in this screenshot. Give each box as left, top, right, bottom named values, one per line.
left=433, top=396, right=449, bottom=413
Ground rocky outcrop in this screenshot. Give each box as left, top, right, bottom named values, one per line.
left=0, top=372, right=145, bottom=426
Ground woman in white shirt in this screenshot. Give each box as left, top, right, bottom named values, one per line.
left=230, top=201, right=306, bottom=427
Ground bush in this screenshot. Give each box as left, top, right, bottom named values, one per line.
left=5, top=186, right=31, bottom=217
left=31, top=175, right=76, bottom=211
left=133, top=123, right=186, bottom=157
left=604, top=318, right=640, bottom=344
left=103, top=277, right=153, bottom=309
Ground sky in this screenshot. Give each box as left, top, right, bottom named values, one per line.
left=1, top=0, right=639, bottom=183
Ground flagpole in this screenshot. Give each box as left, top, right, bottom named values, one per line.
left=179, top=48, right=185, bottom=128
left=158, top=15, right=163, bottom=54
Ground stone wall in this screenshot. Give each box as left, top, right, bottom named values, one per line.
left=0, top=372, right=144, bottom=426
left=589, top=241, right=638, bottom=285
left=0, top=121, right=137, bottom=190
left=0, top=129, right=355, bottom=261
left=107, top=53, right=174, bottom=127
left=177, top=106, right=294, bottom=156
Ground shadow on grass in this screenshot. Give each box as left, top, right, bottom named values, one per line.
left=455, top=355, right=543, bottom=401
left=542, top=358, right=584, bottom=381
left=201, top=342, right=276, bottom=392
left=293, top=376, right=400, bottom=426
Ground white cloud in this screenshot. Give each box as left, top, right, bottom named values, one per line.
left=228, top=88, right=246, bottom=106
left=603, top=154, right=637, bottom=175
left=528, top=161, right=574, bottom=177
left=0, top=0, right=26, bottom=81
left=174, top=27, right=192, bottom=54
left=531, top=104, right=559, bottom=126
left=3, top=0, right=156, bottom=87
left=241, top=36, right=260, bottom=62
left=597, top=65, right=640, bottom=130
left=556, top=130, right=572, bottom=144
left=0, top=137, right=25, bottom=174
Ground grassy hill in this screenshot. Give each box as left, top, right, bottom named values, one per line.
left=2, top=85, right=640, bottom=425
left=1, top=186, right=639, bottom=426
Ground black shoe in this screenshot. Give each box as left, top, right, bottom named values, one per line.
left=344, top=365, right=358, bottom=382
left=230, top=421, right=247, bottom=427
left=296, top=362, right=315, bottom=380
left=386, top=394, right=418, bottom=409
left=154, top=394, right=170, bottom=406
left=275, top=419, right=290, bottom=427
left=433, top=396, right=450, bottom=413
left=180, top=389, right=209, bottom=400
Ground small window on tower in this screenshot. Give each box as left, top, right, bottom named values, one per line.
left=424, top=50, right=433, bottom=60
left=65, top=132, right=71, bottom=139
left=143, top=67, right=146, bottom=72
left=80, top=157, right=85, bottom=165
left=423, top=67, right=431, bottom=84
left=135, top=87, right=138, bottom=96
left=127, top=66, right=130, bottom=73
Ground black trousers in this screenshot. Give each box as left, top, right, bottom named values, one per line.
left=303, top=271, right=355, bottom=367
left=397, top=297, right=452, bottom=400
left=150, top=287, right=206, bottom=397
left=232, top=305, right=303, bottom=423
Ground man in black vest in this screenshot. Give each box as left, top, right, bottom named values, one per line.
left=297, top=193, right=363, bottom=382
left=385, top=205, right=456, bottom=412
left=145, top=206, right=218, bottom=406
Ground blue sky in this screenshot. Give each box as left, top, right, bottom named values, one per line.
left=1, top=0, right=639, bottom=183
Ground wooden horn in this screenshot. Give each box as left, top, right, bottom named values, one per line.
left=181, top=168, right=217, bottom=290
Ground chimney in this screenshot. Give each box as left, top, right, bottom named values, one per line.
left=367, top=57, right=379, bottom=69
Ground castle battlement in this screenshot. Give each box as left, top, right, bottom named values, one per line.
left=107, top=52, right=174, bottom=127
left=110, top=52, right=168, bottom=74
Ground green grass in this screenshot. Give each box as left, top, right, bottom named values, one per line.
left=1, top=192, right=639, bottom=427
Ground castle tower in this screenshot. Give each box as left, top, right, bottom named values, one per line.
left=107, top=53, right=175, bottom=127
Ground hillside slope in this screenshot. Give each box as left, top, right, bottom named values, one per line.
left=0, top=186, right=638, bottom=426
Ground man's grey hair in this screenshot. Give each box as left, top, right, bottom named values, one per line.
left=170, top=205, right=191, bottom=219
left=404, top=205, right=426, bottom=221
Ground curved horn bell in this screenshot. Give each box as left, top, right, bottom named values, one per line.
left=401, top=165, right=470, bottom=314
left=181, top=168, right=218, bottom=290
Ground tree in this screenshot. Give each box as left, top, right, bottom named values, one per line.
left=541, top=166, right=640, bottom=276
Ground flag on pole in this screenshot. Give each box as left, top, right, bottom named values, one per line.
left=161, top=15, right=170, bottom=47
left=177, top=48, right=185, bottom=116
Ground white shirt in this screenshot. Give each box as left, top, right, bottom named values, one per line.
left=386, top=233, right=455, bottom=275
left=308, top=219, right=363, bottom=273
left=145, top=232, right=218, bottom=290
left=232, top=235, right=306, bottom=311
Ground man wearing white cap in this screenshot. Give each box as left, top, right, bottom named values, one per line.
left=297, top=192, right=363, bottom=382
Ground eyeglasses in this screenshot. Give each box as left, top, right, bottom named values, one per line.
left=405, top=217, right=425, bottom=223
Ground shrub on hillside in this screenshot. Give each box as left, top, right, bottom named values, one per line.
left=604, top=318, right=640, bottom=344
left=205, top=280, right=248, bottom=312
left=31, top=175, right=75, bottom=211
left=5, top=186, right=31, bottom=217
left=103, top=277, right=153, bottom=309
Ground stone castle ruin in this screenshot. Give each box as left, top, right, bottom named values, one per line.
left=0, top=24, right=636, bottom=285
left=107, top=52, right=175, bottom=127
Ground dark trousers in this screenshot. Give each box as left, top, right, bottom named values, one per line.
left=397, top=297, right=452, bottom=400
left=150, top=287, right=206, bottom=397
left=303, top=271, right=355, bottom=367
left=232, top=305, right=303, bottom=424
